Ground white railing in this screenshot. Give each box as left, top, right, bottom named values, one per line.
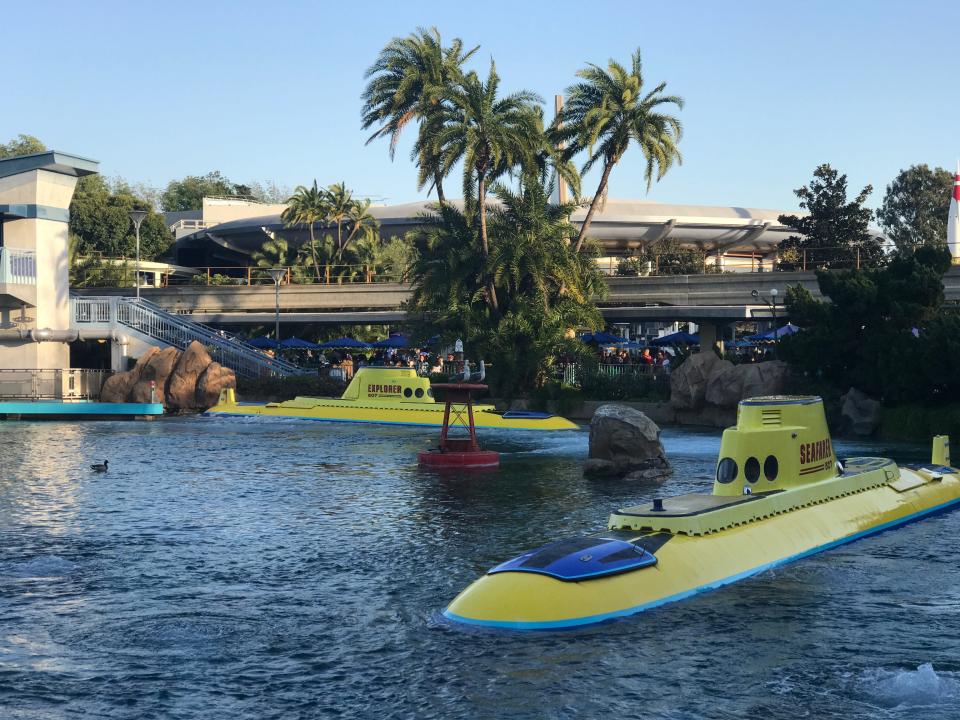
left=71, top=295, right=302, bottom=379
left=0, top=368, right=108, bottom=400
left=0, top=249, right=37, bottom=285
left=558, top=363, right=669, bottom=386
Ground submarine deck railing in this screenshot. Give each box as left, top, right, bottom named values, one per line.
left=71, top=296, right=302, bottom=379
left=0, top=368, right=108, bottom=400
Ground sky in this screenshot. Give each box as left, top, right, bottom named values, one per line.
left=3, top=0, right=958, bottom=212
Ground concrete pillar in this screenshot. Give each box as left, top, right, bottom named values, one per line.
left=0, top=152, right=98, bottom=372
left=698, top=321, right=725, bottom=356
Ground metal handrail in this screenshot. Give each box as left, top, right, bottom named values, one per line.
left=71, top=295, right=300, bottom=379
left=0, top=368, right=109, bottom=400
left=0, top=248, right=37, bottom=285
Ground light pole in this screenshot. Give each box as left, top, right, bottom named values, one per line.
left=266, top=267, right=287, bottom=349
left=751, top=288, right=780, bottom=359
left=128, top=210, right=148, bottom=301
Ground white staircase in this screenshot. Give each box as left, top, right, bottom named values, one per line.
left=71, top=295, right=300, bottom=379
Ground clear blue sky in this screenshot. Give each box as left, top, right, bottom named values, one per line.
left=4, top=0, right=957, bottom=211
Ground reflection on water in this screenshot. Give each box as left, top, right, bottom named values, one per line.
left=0, top=418, right=957, bottom=719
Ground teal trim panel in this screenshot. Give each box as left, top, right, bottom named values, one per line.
left=0, top=151, right=99, bottom=180
left=0, top=401, right=163, bottom=416
left=0, top=204, right=70, bottom=223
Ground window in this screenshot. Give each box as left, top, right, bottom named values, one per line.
left=744, top=457, right=760, bottom=483
left=764, top=455, right=779, bottom=481
left=716, top=458, right=738, bottom=484
left=403, top=388, right=412, bottom=398
left=414, top=388, right=424, bottom=398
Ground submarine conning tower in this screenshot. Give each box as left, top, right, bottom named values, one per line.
left=713, top=396, right=837, bottom=497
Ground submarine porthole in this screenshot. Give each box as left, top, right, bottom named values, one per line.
left=764, top=455, right=779, bottom=481
left=427, top=389, right=433, bottom=398
left=403, top=388, right=413, bottom=398
left=415, top=388, right=424, bottom=398
left=717, top=458, right=738, bottom=483
left=744, top=457, right=761, bottom=483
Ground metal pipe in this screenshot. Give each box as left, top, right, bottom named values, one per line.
left=0, top=328, right=130, bottom=343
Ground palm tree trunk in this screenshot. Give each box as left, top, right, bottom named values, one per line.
left=308, top=223, right=322, bottom=282
left=574, top=159, right=615, bottom=253
left=434, top=170, right=446, bottom=205
left=478, top=176, right=499, bottom=312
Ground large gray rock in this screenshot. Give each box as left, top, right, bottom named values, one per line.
left=841, top=387, right=882, bottom=436
left=670, top=352, right=729, bottom=410
left=705, top=360, right=789, bottom=409
left=585, top=404, right=671, bottom=480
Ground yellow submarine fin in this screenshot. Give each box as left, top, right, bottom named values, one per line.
left=932, top=435, right=950, bottom=466
left=218, top=388, right=237, bottom=405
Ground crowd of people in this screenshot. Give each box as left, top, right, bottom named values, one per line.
left=599, top=347, right=672, bottom=372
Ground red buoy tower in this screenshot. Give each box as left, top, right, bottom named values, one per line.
left=417, top=382, right=500, bottom=469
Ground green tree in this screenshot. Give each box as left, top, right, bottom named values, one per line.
left=777, top=164, right=884, bottom=270
left=160, top=171, right=239, bottom=211
left=878, top=164, right=954, bottom=251
left=551, top=48, right=684, bottom=252
left=361, top=27, right=477, bottom=205
left=617, top=238, right=708, bottom=276
left=69, top=176, right=171, bottom=260
left=0, top=134, right=46, bottom=158
left=781, top=244, right=951, bottom=402
left=432, top=62, right=543, bottom=311
left=282, top=180, right=327, bottom=280
left=408, top=173, right=603, bottom=396
left=251, top=237, right=312, bottom=283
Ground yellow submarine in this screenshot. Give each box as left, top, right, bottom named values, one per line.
left=444, top=395, right=960, bottom=630
left=206, top=366, right=578, bottom=431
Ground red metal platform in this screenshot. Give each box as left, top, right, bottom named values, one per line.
left=417, top=382, right=500, bottom=470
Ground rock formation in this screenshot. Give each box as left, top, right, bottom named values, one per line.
left=100, top=341, right=236, bottom=412
left=841, top=387, right=882, bottom=436
left=670, top=352, right=729, bottom=410
left=705, top=361, right=789, bottom=408
left=584, top=404, right=671, bottom=481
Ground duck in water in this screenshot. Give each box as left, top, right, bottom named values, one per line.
left=90, top=460, right=109, bottom=473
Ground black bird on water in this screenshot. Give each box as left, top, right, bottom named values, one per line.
left=90, top=460, right=109, bottom=473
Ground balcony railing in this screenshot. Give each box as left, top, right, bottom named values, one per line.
left=0, top=368, right=109, bottom=400
left=0, top=248, right=37, bottom=285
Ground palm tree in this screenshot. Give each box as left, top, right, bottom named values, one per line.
left=488, top=175, right=581, bottom=312
left=282, top=181, right=327, bottom=280
left=552, top=48, right=684, bottom=252
left=324, top=182, right=357, bottom=262
left=361, top=27, right=477, bottom=205
left=431, top=62, right=543, bottom=310
left=339, top=197, right=380, bottom=264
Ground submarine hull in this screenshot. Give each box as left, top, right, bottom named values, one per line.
left=444, top=467, right=960, bottom=630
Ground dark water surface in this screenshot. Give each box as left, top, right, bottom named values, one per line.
left=1, top=418, right=959, bottom=719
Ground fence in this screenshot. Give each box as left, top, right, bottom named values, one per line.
left=177, top=265, right=408, bottom=287
left=559, top=363, right=669, bottom=386
left=0, top=368, right=109, bottom=400
left=0, top=248, right=37, bottom=285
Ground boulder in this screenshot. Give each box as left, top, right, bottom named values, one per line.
left=129, top=347, right=179, bottom=405
left=196, top=362, right=237, bottom=408
left=166, top=341, right=214, bottom=410
left=670, top=352, right=729, bottom=410
left=705, top=360, right=789, bottom=408
left=841, top=387, right=882, bottom=436
left=585, top=404, right=671, bottom=480
left=100, top=347, right=157, bottom=403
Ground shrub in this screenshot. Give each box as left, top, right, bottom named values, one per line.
left=236, top=373, right=347, bottom=402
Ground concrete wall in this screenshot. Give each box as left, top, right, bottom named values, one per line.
left=0, top=169, right=79, bottom=371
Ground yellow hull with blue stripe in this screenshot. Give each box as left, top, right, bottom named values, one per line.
left=445, top=465, right=960, bottom=629
left=206, top=394, right=579, bottom=431
left=445, top=395, right=959, bottom=630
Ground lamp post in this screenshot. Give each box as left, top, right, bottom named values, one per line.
left=266, top=268, right=286, bottom=349
left=128, top=210, right=148, bottom=301
left=751, top=288, right=780, bottom=359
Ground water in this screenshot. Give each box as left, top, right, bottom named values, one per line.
left=1, top=418, right=959, bottom=719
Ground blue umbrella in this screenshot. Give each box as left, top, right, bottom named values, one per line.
left=373, top=334, right=409, bottom=349
left=319, top=337, right=372, bottom=349
left=580, top=331, right=624, bottom=344
left=247, top=336, right=279, bottom=349
left=280, top=336, right=321, bottom=350
left=650, top=331, right=699, bottom=346
left=747, top=323, right=801, bottom=342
